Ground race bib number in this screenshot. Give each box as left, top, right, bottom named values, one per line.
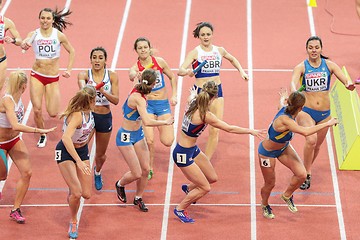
left=55, top=150, right=62, bottom=161
left=176, top=153, right=187, bottom=164
left=121, top=132, right=130, bottom=143
left=261, top=158, right=271, bottom=168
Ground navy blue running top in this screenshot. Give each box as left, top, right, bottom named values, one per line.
left=181, top=114, right=207, bottom=137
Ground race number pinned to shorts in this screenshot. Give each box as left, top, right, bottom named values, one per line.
left=55, top=150, right=62, bottom=161
left=121, top=132, right=130, bottom=143
left=261, top=158, right=271, bottom=168
left=176, top=153, right=187, bottom=164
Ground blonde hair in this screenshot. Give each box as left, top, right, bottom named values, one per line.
left=60, top=85, right=96, bottom=119
left=185, top=81, right=218, bottom=122
left=6, top=70, right=27, bottom=95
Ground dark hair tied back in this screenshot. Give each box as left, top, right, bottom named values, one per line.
left=285, top=91, right=306, bottom=115
left=193, top=22, right=213, bottom=38
left=135, top=69, right=157, bottom=95
left=40, top=7, right=72, bottom=32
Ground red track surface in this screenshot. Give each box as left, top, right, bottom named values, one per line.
left=1, top=0, right=360, bottom=239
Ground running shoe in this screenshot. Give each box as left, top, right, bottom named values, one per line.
left=173, top=208, right=195, bottom=223
left=94, top=166, right=103, bottom=190
left=37, top=135, right=47, bottom=148
left=133, top=198, right=148, bottom=212
left=261, top=204, right=275, bottom=219
left=115, top=181, right=126, bottom=203
left=68, top=222, right=78, bottom=239
left=281, top=194, right=298, bottom=213
left=300, top=174, right=311, bottom=190
left=9, top=208, right=25, bottom=223
left=147, top=170, right=154, bottom=180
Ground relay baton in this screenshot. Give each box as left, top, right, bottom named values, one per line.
left=95, top=82, right=105, bottom=90
left=22, top=32, right=37, bottom=53
left=144, top=62, right=154, bottom=69
left=297, top=85, right=305, bottom=92
left=193, top=60, right=208, bottom=74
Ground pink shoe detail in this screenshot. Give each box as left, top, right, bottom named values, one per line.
left=10, top=208, right=25, bottom=223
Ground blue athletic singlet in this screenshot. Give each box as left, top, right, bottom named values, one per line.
left=267, top=107, right=294, bottom=143
left=122, top=88, right=146, bottom=121
left=301, top=58, right=331, bottom=92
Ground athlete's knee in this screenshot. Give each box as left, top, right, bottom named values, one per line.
left=146, top=137, right=154, bottom=146
left=297, top=171, right=307, bottom=182
left=141, top=166, right=150, bottom=178
left=95, top=154, right=107, bottom=164
left=21, top=169, right=32, bottom=181
left=71, top=190, right=82, bottom=200
left=47, top=109, right=59, bottom=118
left=264, top=177, right=275, bottom=189
left=207, top=174, right=218, bottom=184
left=82, top=191, right=91, bottom=200
left=33, top=108, right=42, bottom=118
left=132, top=169, right=143, bottom=180
left=305, top=135, right=317, bottom=148
left=201, top=183, right=211, bottom=194
left=161, top=137, right=174, bottom=147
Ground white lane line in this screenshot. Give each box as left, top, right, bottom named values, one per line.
left=306, top=1, right=346, bottom=239
left=160, top=0, right=191, bottom=239
left=246, top=0, right=257, bottom=240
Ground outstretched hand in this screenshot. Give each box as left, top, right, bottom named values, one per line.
left=165, top=117, right=174, bottom=125
left=39, top=127, right=57, bottom=134
left=251, top=129, right=267, bottom=140
left=77, top=161, right=91, bottom=175
left=327, top=117, right=338, bottom=127
left=279, top=87, right=289, bottom=107
left=346, top=82, right=356, bottom=91
left=241, top=72, right=249, bottom=81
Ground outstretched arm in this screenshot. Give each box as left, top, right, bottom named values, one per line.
left=4, top=97, right=56, bottom=134
left=178, top=49, right=197, bottom=77
left=220, top=47, right=248, bottom=80
left=4, top=18, right=22, bottom=46
left=158, top=57, right=178, bottom=105
left=327, top=60, right=355, bottom=91
left=205, top=111, right=266, bottom=139
left=282, top=116, right=338, bottom=136
left=59, top=32, right=75, bottom=78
